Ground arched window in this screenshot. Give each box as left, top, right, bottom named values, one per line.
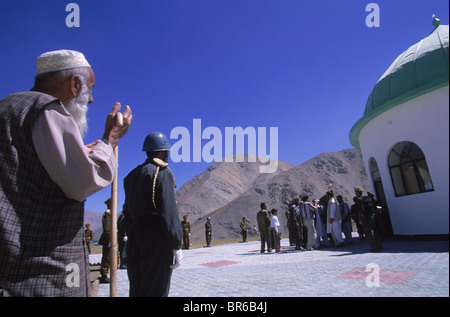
left=388, top=141, right=434, bottom=197
left=369, top=157, right=387, bottom=207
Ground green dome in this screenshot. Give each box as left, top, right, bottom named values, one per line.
left=350, top=24, right=449, bottom=148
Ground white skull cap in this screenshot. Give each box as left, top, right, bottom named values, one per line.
left=36, top=49, right=91, bottom=75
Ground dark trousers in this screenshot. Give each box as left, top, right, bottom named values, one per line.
left=206, top=231, right=211, bottom=246
left=260, top=227, right=272, bottom=252
left=100, top=244, right=110, bottom=276
left=183, top=234, right=190, bottom=249
left=363, top=216, right=383, bottom=250
left=127, top=217, right=173, bottom=297
left=242, top=230, right=247, bottom=242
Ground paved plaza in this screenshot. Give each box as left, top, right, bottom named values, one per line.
left=92, top=235, right=449, bottom=298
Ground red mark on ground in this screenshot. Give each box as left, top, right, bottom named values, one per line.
left=339, top=267, right=416, bottom=285
left=200, top=260, right=239, bottom=268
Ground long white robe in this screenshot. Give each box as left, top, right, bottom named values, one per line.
left=327, top=197, right=344, bottom=244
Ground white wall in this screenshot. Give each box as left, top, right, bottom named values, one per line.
left=359, top=86, right=449, bottom=235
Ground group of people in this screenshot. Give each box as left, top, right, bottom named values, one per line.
left=283, top=188, right=383, bottom=253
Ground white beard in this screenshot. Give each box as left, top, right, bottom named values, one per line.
left=64, top=81, right=90, bottom=138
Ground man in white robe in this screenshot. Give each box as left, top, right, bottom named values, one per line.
left=326, top=191, right=344, bottom=247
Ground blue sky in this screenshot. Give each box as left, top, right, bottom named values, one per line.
left=1, top=0, right=448, bottom=214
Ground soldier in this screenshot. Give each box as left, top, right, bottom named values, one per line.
left=286, top=203, right=295, bottom=246
left=117, top=211, right=128, bottom=269
left=98, top=198, right=112, bottom=284
left=256, top=202, right=272, bottom=253
left=181, top=215, right=191, bottom=249
left=123, top=132, right=183, bottom=297
left=354, top=186, right=383, bottom=252
left=84, top=223, right=93, bottom=254
left=289, top=198, right=304, bottom=250
left=240, top=217, right=248, bottom=242
left=205, top=216, right=212, bottom=247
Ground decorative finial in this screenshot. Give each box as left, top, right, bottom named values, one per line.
left=432, top=14, right=441, bottom=28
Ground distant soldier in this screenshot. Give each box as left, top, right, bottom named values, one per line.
left=354, top=186, right=383, bottom=252
left=84, top=223, right=93, bottom=254
left=289, top=198, right=303, bottom=250
left=98, top=198, right=112, bottom=284
left=205, top=216, right=212, bottom=247
left=181, top=215, right=191, bottom=249
left=256, top=202, right=272, bottom=253
left=286, top=203, right=295, bottom=246
left=240, top=217, right=248, bottom=242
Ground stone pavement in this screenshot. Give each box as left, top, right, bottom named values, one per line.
left=93, top=235, right=449, bottom=297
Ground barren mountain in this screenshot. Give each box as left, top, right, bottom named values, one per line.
left=187, top=148, right=370, bottom=241
left=174, top=154, right=294, bottom=222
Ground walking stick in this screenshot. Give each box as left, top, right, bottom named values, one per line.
left=109, top=112, right=123, bottom=297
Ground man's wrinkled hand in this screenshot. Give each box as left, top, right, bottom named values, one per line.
left=103, top=102, right=133, bottom=148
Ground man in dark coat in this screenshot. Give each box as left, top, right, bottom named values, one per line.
left=354, top=186, right=383, bottom=252
left=123, top=132, right=183, bottom=297
left=256, top=202, right=272, bottom=253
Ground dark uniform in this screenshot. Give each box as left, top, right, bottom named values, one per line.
left=205, top=217, right=212, bottom=247
left=98, top=206, right=111, bottom=283
left=354, top=188, right=383, bottom=252
left=85, top=224, right=93, bottom=254
left=117, top=212, right=127, bottom=269
left=181, top=216, right=191, bottom=249
left=289, top=200, right=304, bottom=250
left=256, top=204, right=272, bottom=253
left=123, top=139, right=182, bottom=297
left=240, top=217, right=248, bottom=242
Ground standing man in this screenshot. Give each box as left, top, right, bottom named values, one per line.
left=256, top=202, right=272, bottom=253
left=300, top=196, right=319, bottom=251
left=270, top=209, right=281, bottom=253
left=98, top=198, right=112, bottom=284
left=0, top=49, right=132, bottom=297
left=326, top=191, right=344, bottom=247
left=123, top=132, right=183, bottom=297
left=354, top=187, right=383, bottom=252
left=289, top=198, right=303, bottom=250
left=181, top=215, right=191, bottom=250
left=337, top=195, right=352, bottom=245
left=85, top=224, right=94, bottom=254
left=240, top=217, right=248, bottom=242
left=205, top=217, right=212, bottom=247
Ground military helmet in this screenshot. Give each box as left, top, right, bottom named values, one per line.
left=142, top=132, right=171, bottom=152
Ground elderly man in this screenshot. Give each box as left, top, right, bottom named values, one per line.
left=0, top=49, right=132, bottom=297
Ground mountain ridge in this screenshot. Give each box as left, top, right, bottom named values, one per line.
left=186, top=148, right=369, bottom=241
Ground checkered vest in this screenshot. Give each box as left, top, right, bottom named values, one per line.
left=0, top=91, right=89, bottom=297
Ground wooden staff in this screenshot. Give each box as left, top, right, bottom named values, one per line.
left=109, top=112, right=123, bottom=297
